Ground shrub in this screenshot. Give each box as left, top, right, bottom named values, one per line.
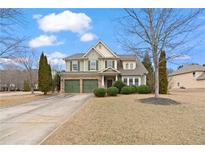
left=130, top=86, right=137, bottom=93
left=137, top=85, right=151, bottom=94
left=107, top=87, right=119, bottom=96
left=113, top=80, right=126, bottom=93
left=121, top=86, right=132, bottom=94
left=93, top=88, right=107, bottom=97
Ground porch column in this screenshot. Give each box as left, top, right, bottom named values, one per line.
left=115, top=75, right=118, bottom=81
left=102, top=75, right=104, bottom=87
left=139, top=77, right=141, bottom=86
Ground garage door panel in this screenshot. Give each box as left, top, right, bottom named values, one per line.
left=83, top=79, right=98, bottom=93
left=64, top=80, right=80, bottom=93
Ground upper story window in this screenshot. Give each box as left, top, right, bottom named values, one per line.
left=126, top=63, right=129, bottom=69
left=107, top=60, right=114, bottom=68
left=90, top=60, right=97, bottom=70
left=193, top=72, right=196, bottom=77
left=72, top=61, right=78, bottom=71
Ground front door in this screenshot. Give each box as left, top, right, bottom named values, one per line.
left=107, top=79, right=113, bottom=88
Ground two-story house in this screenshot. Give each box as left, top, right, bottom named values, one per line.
left=60, top=40, right=147, bottom=93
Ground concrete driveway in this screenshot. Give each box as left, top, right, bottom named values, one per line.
left=0, top=94, right=91, bottom=144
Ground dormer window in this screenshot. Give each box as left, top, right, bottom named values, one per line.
left=126, top=63, right=129, bottom=69
left=130, top=63, right=133, bottom=69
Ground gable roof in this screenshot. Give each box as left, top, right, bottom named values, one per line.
left=64, top=53, right=85, bottom=60
left=197, top=72, right=205, bottom=80
left=118, top=55, right=136, bottom=61
left=83, top=47, right=104, bottom=57
left=100, top=67, right=120, bottom=74
left=169, top=64, right=205, bottom=76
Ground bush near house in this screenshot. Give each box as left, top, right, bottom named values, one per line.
left=130, top=86, right=137, bottom=93
left=121, top=86, right=133, bottom=94
left=137, top=85, right=151, bottom=94
left=93, top=88, right=107, bottom=97
left=113, top=80, right=126, bottom=93
left=107, top=87, right=119, bottom=96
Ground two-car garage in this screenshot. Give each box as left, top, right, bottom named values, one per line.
left=64, top=79, right=98, bottom=93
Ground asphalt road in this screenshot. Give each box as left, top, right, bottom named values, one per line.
left=0, top=94, right=91, bottom=144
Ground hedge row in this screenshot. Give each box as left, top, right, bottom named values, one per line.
left=94, top=85, right=151, bottom=97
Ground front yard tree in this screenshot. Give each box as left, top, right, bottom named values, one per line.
left=159, top=51, right=168, bottom=94
left=38, top=52, right=52, bottom=95
left=142, top=51, right=154, bottom=92
left=119, top=9, right=203, bottom=98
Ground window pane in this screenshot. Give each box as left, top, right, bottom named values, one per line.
left=107, top=60, right=113, bottom=67
left=126, top=63, right=129, bottom=69
left=129, top=78, right=133, bottom=85
left=90, top=60, right=96, bottom=70
left=130, top=63, right=133, bottom=69
left=123, top=78, right=127, bottom=85
left=72, top=61, right=78, bottom=71
left=135, top=78, right=139, bottom=86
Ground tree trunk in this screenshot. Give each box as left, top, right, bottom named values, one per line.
left=154, top=66, right=160, bottom=98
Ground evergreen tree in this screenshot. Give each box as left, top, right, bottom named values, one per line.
left=47, top=64, right=52, bottom=91
left=38, top=52, right=52, bottom=95
left=159, top=51, right=168, bottom=94
left=142, top=51, right=154, bottom=92
left=52, top=73, right=61, bottom=92
left=23, top=80, right=30, bottom=91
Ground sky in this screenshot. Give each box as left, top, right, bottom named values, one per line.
left=1, top=8, right=205, bottom=70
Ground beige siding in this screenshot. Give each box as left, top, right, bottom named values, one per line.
left=122, top=61, right=136, bottom=70
left=65, top=61, right=70, bottom=72
left=80, top=61, right=84, bottom=71
left=168, top=71, right=205, bottom=89
left=86, top=49, right=101, bottom=60
left=84, top=60, right=88, bottom=71
left=95, top=42, right=114, bottom=58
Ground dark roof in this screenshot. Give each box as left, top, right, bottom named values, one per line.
left=197, top=72, right=205, bottom=80
left=64, top=53, right=85, bottom=60
left=118, top=55, right=136, bottom=61
left=169, top=64, right=205, bottom=76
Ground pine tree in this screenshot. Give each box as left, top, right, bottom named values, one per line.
left=159, top=51, right=168, bottom=94
left=142, top=51, right=154, bottom=92
left=23, top=80, right=30, bottom=91
left=38, top=52, right=52, bottom=95
left=47, top=64, right=52, bottom=91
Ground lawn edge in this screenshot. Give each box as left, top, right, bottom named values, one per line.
left=38, top=94, right=92, bottom=145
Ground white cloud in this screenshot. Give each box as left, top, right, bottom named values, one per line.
left=80, top=33, right=97, bottom=42
left=46, top=51, right=67, bottom=66
left=0, top=58, right=22, bottom=65
left=175, top=54, right=191, bottom=60
left=33, top=14, right=42, bottom=19
left=37, top=10, right=92, bottom=34
left=29, top=35, right=63, bottom=48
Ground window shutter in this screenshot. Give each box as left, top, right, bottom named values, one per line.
left=112, top=61, right=115, bottom=68
left=88, top=60, right=90, bottom=70
left=105, top=60, right=107, bottom=68
left=78, top=61, right=80, bottom=71
left=96, top=60, right=98, bottom=70
left=70, top=61, right=72, bottom=71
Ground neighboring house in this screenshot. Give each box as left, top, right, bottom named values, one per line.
left=168, top=64, right=205, bottom=89
left=60, top=40, right=147, bottom=93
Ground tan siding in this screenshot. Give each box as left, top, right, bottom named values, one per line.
left=95, top=42, right=114, bottom=58
left=84, top=60, right=88, bottom=71
left=80, top=61, right=84, bottom=71
left=168, top=72, right=205, bottom=89
left=66, top=61, right=70, bottom=72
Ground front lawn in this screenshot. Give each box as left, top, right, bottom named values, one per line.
left=42, top=89, right=205, bottom=144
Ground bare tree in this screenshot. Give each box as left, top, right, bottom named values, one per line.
left=17, top=49, right=38, bottom=94
left=0, top=9, right=26, bottom=58
left=118, top=9, right=203, bottom=98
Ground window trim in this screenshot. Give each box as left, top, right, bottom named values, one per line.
left=90, top=60, right=97, bottom=71
left=107, top=60, right=113, bottom=68
left=72, top=60, right=78, bottom=71
left=130, top=63, right=134, bottom=69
